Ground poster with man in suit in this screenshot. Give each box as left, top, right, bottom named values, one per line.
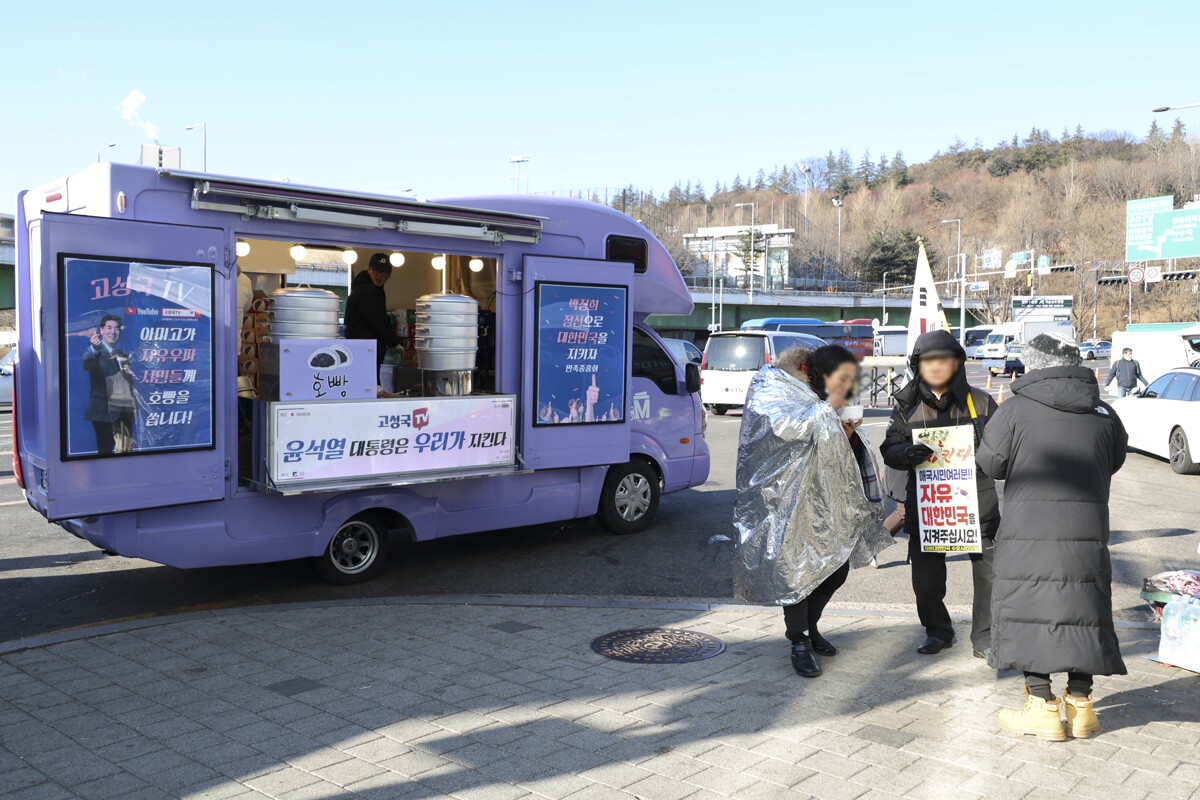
left=82, top=314, right=137, bottom=454
left=62, top=256, right=214, bottom=459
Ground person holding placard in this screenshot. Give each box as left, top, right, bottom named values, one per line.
left=880, top=330, right=1000, bottom=657
left=977, top=333, right=1127, bottom=741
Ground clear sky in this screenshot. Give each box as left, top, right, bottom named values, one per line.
left=3, top=1, right=1199, bottom=212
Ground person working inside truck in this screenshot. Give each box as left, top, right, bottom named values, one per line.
left=82, top=314, right=137, bottom=455
left=344, top=253, right=400, bottom=379
left=1104, top=348, right=1148, bottom=398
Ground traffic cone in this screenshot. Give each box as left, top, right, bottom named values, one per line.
left=986, top=374, right=993, bottom=390
left=1094, top=368, right=1101, bottom=382
left=997, top=384, right=1006, bottom=403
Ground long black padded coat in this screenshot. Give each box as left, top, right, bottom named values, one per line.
left=976, top=366, right=1128, bottom=676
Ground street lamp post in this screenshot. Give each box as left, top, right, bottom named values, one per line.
left=735, top=202, right=756, bottom=302
left=798, top=164, right=811, bottom=236
left=882, top=271, right=890, bottom=324
left=509, top=155, right=530, bottom=193
left=185, top=124, right=207, bottom=171
left=1152, top=102, right=1200, bottom=113
left=941, top=219, right=964, bottom=346
left=832, top=198, right=844, bottom=268
left=97, top=142, right=115, bottom=163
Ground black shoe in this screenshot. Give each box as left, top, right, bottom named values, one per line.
left=790, top=641, right=823, bottom=677
left=917, top=636, right=952, bottom=655
left=809, top=632, right=837, bottom=656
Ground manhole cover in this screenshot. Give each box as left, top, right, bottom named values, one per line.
left=591, top=628, right=725, bottom=664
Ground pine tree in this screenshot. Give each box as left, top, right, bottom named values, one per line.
left=732, top=174, right=745, bottom=193
left=753, top=169, right=767, bottom=191
left=890, top=151, right=911, bottom=187
left=1146, top=119, right=1167, bottom=159
left=856, top=150, right=874, bottom=188
left=1170, top=117, right=1187, bottom=145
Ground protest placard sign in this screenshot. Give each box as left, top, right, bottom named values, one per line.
left=912, top=424, right=983, bottom=554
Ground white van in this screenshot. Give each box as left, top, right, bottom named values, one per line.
left=701, top=331, right=826, bottom=414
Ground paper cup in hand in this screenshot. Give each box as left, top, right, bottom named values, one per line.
left=838, top=404, right=863, bottom=423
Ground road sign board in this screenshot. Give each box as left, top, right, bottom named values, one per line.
left=968, top=281, right=990, bottom=292
left=1011, top=250, right=1028, bottom=264
left=982, top=249, right=1001, bottom=271
left=1149, top=208, right=1200, bottom=260
left=1125, top=195, right=1173, bottom=261
left=1128, top=266, right=1146, bottom=285
left=1037, top=255, right=1051, bottom=275
left=1145, top=265, right=1163, bottom=283
left=1004, top=260, right=1017, bottom=279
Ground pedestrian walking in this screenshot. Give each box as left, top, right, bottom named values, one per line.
left=734, top=345, right=892, bottom=678
left=880, top=330, right=1000, bottom=657
left=1104, top=347, right=1148, bottom=398
left=977, top=333, right=1128, bottom=741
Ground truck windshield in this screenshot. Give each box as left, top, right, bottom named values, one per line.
left=984, top=334, right=1006, bottom=345
left=705, top=336, right=766, bottom=371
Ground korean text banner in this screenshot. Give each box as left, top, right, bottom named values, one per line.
left=534, top=282, right=627, bottom=425
left=268, top=396, right=515, bottom=487
left=912, top=424, right=983, bottom=554
left=61, top=257, right=214, bottom=459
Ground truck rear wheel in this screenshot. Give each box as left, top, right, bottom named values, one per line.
left=597, top=460, right=660, bottom=535
left=311, top=512, right=391, bottom=584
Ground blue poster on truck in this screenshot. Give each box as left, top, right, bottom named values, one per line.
left=534, top=281, right=627, bottom=425
left=60, top=255, right=214, bottom=459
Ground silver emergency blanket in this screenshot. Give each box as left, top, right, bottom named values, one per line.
left=733, top=365, right=891, bottom=606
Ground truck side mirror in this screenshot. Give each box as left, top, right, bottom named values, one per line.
left=684, top=362, right=701, bottom=394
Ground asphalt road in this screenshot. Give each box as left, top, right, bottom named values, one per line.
left=2, top=362, right=1198, bottom=644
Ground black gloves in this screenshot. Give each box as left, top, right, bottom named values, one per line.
left=903, top=443, right=936, bottom=467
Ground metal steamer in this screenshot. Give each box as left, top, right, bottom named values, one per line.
left=267, top=287, right=341, bottom=339
left=415, top=293, right=479, bottom=396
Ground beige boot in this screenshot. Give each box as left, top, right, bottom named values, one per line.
left=1063, top=693, right=1100, bottom=739
left=997, top=688, right=1067, bottom=742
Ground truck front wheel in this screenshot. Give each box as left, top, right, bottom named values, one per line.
left=597, top=460, right=661, bottom=535
left=311, top=512, right=391, bottom=584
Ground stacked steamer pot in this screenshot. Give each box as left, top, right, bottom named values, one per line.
left=415, top=293, right=478, bottom=396
left=268, top=287, right=341, bottom=339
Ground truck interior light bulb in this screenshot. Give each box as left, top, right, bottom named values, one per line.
left=235, top=240, right=250, bottom=258
left=468, top=258, right=484, bottom=272
left=389, top=252, right=405, bottom=268
left=341, top=249, right=358, bottom=265
left=431, top=255, right=446, bottom=270
left=289, top=244, right=306, bottom=261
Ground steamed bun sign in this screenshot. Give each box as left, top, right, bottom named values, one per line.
left=912, top=425, right=983, bottom=554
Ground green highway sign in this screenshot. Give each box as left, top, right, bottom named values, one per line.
left=1149, top=208, right=1200, bottom=260
left=1125, top=195, right=1173, bottom=262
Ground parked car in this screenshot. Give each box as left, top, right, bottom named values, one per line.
left=661, top=337, right=702, bottom=366
left=1079, top=339, right=1112, bottom=361
left=700, top=330, right=826, bottom=415
left=968, top=344, right=986, bottom=360
left=0, top=350, right=13, bottom=407
left=1112, top=367, right=1200, bottom=474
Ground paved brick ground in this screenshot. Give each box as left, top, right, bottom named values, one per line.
left=0, top=600, right=1197, bottom=800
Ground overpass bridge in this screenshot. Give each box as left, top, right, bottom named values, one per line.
left=647, top=287, right=985, bottom=338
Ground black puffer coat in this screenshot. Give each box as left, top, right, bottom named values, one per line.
left=976, top=366, right=1129, bottom=675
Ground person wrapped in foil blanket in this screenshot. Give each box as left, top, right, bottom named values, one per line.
left=733, top=345, right=891, bottom=608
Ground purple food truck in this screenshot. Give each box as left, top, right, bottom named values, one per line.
left=13, top=163, right=709, bottom=583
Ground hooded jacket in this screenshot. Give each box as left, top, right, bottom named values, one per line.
left=880, top=330, right=1000, bottom=539
left=976, top=365, right=1128, bottom=675
left=732, top=346, right=890, bottom=605
left=344, top=270, right=399, bottom=359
